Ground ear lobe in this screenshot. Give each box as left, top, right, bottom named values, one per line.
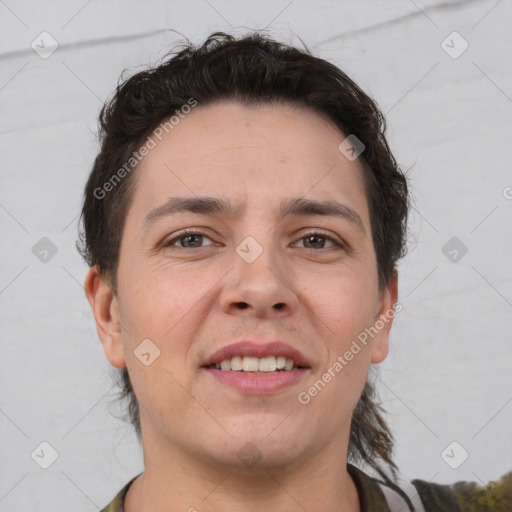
left=370, top=272, right=399, bottom=364
left=84, top=266, right=126, bottom=369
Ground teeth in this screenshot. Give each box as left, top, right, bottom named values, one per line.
left=230, top=355, right=243, bottom=371
left=215, top=355, right=298, bottom=372
left=259, top=356, right=277, bottom=372
left=242, top=356, right=259, bottom=372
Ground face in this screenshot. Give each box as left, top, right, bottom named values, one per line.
left=86, top=102, right=397, bottom=473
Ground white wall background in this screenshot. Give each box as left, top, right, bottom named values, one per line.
left=1, top=0, right=511, bottom=510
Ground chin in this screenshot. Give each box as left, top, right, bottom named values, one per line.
left=209, top=443, right=305, bottom=475
left=207, top=420, right=312, bottom=471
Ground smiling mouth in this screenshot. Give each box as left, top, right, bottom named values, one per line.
left=204, top=355, right=307, bottom=373
left=202, top=355, right=310, bottom=394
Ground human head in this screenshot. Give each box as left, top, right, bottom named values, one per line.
left=78, top=31, right=408, bottom=484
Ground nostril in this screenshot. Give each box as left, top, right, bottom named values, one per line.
left=273, top=303, right=285, bottom=310
left=236, top=302, right=249, bottom=309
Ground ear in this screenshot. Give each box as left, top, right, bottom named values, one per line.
left=370, top=271, right=399, bottom=364
left=84, top=266, right=126, bottom=369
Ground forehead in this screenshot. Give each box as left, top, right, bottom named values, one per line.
left=129, top=101, right=369, bottom=224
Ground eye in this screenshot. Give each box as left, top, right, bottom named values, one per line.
left=161, top=230, right=345, bottom=251
left=163, top=230, right=216, bottom=249
left=294, top=232, right=344, bottom=250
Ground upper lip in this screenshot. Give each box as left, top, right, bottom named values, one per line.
left=201, top=341, right=311, bottom=368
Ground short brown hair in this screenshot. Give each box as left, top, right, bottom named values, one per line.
left=78, top=31, right=408, bottom=486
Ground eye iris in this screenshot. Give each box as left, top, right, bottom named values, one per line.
left=304, top=235, right=325, bottom=249
left=181, top=234, right=202, bottom=247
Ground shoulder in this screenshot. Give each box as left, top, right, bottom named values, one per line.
left=100, top=474, right=141, bottom=512
left=348, top=464, right=512, bottom=512
left=412, top=470, right=512, bottom=511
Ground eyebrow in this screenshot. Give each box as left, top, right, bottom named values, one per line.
left=142, top=196, right=366, bottom=235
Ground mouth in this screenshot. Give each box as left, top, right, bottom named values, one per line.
left=201, top=341, right=311, bottom=394
left=204, top=355, right=306, bottom=373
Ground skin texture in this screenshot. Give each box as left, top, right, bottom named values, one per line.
left=85, top=102, right=398, bottom=512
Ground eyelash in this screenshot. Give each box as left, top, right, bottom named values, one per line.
left=162, top=229, right=346, bottom=251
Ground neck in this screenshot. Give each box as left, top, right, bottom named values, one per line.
left=125, top=430, right=361, bottom=512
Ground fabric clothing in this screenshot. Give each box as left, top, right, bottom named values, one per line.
left=100, top=464, right=512, bottom=511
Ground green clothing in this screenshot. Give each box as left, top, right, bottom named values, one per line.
left=100, top=464, right=512, bottom=511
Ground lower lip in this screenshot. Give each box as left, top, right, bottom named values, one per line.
left=203, top=368, right=309, bottom=394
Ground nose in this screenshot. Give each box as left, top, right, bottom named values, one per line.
left=219, top=240, right=299, bottom=319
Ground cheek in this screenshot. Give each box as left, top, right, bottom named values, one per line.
left=300, top=262, right=378, bottom=338
left=118, top=269, right=198, bottom=427
left=298, top=262, right=378, bottom=410
left=118, top=257, right=204, bottom=337
left=116, top=258, right=213, bottom=387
